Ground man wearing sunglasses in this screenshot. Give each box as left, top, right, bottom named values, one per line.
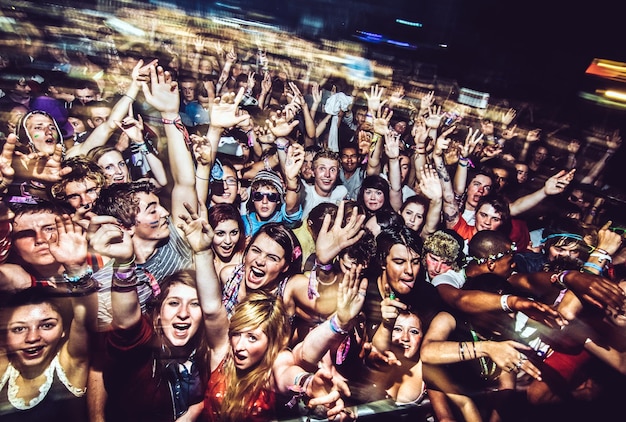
left=243, top=169, right=303, bottom=237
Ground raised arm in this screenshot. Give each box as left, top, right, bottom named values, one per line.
left=453, top=128, right=483, bottom=196
left=67, top=59, right=156, bottom=157
left=509, top=169, right=575, bottom=216
left=280, top=142, right=305, bottom=214
left=581, top=130, right=621, bottom=185
left=432, top=126, right=460, bottom=229
left=384, top=131, right=404, bottom=211
left=142, top=64, right=197, bottom=235
left=417, top=165, right=443, bottom=239
left=177, top=202, right=230, bottom=369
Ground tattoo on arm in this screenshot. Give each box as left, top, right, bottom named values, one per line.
left=443, top=210, right=459, bottom=223
left=435, top=161, right=450, bottom=182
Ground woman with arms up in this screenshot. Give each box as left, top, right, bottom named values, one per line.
left=179, top=203, right=362, bottom=421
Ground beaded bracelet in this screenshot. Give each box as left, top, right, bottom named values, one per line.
left=63, top=266, right=93, bottom=286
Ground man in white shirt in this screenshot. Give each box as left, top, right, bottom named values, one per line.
left=301, top=149, right=348, bottom=218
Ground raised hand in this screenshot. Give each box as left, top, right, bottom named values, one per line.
left=178, top=202, right=213, bottom=253
left=388, top=86, right=405, bottom=109
left=501, top=124, right=519, bottom=141
left=0, top=133, right=17, bottom=193
left=336, top=264, right=367, bottom=327
left=596, top=220, right=623, bottom=255
left=284, top=142, right=304, bottom=181
left=190, top=134, right=212, bottom=165
left=49, top=214, right=88, bottom=271
left=411, top=118, right=428, bottom=151
left=420, top=90, right=435, bottom=110
left=260, top=71, right=272, bottom=94
left=418, top=165, right=442, bottom=200
left=526, top=128, right=541, bottom=143
left=372, top=107, right=393, bottom=136
left=607, top=129, right=622, bottom=152
left=141, top=65, right=179, bottom=114
left=210, top=87, right=250, bottom=129
left=267, top=109, right=299, bottom=138
left=460, top=127, right=484, bottom=158
left=543, top=169, right=575, bottom=195
left=18, top=143, right=71, bottom=183
left=311, top=82, right=322, bottom=106
left=86, top=214, right=134, bottom=262
left=384, top=132, right=401, bottom=160
left=131, top=58, right=157, bottom=85
left=364, top=84, right=386, bottom=113
left=425, top=105, right=444, bottom=129
left=114, top=103, right=144, bottom=144
left=566, top=139, right=581, bottom=154
left=433, top=126, right=455, bottom=156
left=315, top=201, right=365, bottom=265
left=500, top=108, right=516, bottom=126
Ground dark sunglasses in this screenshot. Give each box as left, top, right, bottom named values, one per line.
left=252, top=191, right=281, bottom=202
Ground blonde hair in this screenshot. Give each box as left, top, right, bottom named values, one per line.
left=221, top=292, right=290, bottom=421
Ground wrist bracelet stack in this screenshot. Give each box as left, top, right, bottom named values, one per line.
left=112, top=255, right=142, bottom=292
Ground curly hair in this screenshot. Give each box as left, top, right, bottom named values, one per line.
left=92, top=181, right=156, bottom=228
left=50, top=156, right=106, bottom=201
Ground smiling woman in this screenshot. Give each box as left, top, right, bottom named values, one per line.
left=0, top=285, right=94, bottom=420
left=104, top=270, right=210, bottom=421
left=219, top=223, right=302, bottom=317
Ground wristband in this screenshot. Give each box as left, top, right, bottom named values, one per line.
left=275, top=138, right=289, bottom=152
left=313, top=259, right=333, bottom=272
left=582, top=262, right=604, bottom=273
left=114, top=265, right=137, bottom=281
left=161, top=117, right=182, bottom=125
left=329, top=315, right=349, bottom=336
left=589, top=252, right=612, bottom=263
left=500, top=294, right=513, bottom=313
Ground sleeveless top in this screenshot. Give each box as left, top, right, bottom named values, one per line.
left=202, top=356, right=275, bottom=422
left=0, top=353, right=87, bottom=421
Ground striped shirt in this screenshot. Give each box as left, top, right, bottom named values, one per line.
left=94, top=219, right=193, bottom=330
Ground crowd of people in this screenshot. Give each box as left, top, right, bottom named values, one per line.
left=1, top=2, right=626, bottom=421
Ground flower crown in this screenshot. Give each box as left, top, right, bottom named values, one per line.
left=468, top=242, right=517, bottom=265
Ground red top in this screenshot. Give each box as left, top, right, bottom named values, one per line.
left=202, top=357, right=276, bottom=421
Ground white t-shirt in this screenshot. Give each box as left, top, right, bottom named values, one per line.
left=302, top=183, right=348, bottom=219
left=431, top=268, right=467, bottom=289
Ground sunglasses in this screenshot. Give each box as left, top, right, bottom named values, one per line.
left=252, top=191, right=281, bottom=202
left=568, top=194, right=584, bottom=203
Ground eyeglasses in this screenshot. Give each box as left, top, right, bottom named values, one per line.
left=252, top=191, right=281, bottom=202
left=568, top=194, right=584, bottom=203
left=222, top=177, right=238, bottom=186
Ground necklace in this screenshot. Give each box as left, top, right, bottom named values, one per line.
left=317, top=274, right=338, bottom=286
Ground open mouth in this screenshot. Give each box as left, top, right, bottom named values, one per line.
left=248, top=267, right=266, bottom=285
left=173, top=323, right=190, bottom=330
left=22, top=345, right=44, bottom=358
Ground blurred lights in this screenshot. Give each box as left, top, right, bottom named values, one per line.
left=585, top=58, right=626, bottom=82
left=396, top=19, right=423, bottom=28
left=604, top=90, right=626, bottom=101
